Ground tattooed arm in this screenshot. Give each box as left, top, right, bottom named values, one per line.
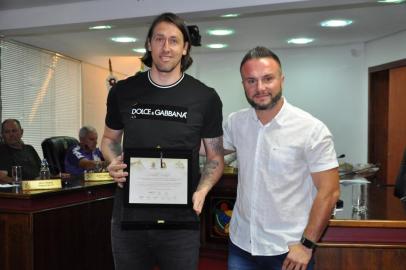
left=100, top=126, right=127, bottom=187
left=192, top=136, right=225, bottom=215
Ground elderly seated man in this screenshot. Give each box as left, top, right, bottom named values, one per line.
left=0, top=119, right=41, bottom=183
left=64, top=125, right=108, bottom=175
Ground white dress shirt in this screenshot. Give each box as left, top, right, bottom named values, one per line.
left=223, top=98, right=338, bottom=256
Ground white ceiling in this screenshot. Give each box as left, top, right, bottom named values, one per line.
left=1, top=0, right=406, bottom=73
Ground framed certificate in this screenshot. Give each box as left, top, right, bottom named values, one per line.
left=123, top=148, right=192, bottom=208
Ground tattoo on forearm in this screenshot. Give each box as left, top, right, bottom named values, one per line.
left=205, top=137, right=224, bottom=156
left=198, top=159, right=220, bottom=191
left=201, top=159, right=219, bottom=179
left=109, top=142, right=122, bottom=156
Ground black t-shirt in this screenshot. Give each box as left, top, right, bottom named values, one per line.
left=0, top=144, right=41, bottom=180
left=105, top=71, right=223, bottom=226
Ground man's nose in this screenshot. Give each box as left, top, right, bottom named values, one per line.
left=257, top=80, right=267, bottom=91
left=163, top=39, right=171, bottom=51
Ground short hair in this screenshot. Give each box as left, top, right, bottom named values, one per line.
left=240, top=46, right=282, bottom=72
left=1, top=119, right=22, bottom=133
left=79, top=126, right=97, bottom=139
left=141, top=12, right=193, bottom=72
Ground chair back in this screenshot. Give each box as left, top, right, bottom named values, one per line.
left=394, top=148, right=406, bottom=200
left=41, top=136, right=79, bottom=175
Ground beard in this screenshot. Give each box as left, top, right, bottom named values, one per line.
left=245, top=88, right=283, bottom=110
left=153, top=56, right=182, bottom=73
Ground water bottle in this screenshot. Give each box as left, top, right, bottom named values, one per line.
left=40, top=159, right=51, bottom=180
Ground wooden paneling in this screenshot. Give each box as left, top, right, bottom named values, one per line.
left=315, top=247, right=406, bottom=270
left=368, top=70, right=389, bottom=184
left=388, top=67, right=406, bottom=184
left=0, top=213, right=33, bottom=270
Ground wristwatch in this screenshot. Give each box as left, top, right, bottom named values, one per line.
left=300, top=235, right=318, bottom=249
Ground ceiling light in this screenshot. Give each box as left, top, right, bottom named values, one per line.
left=132, top=48, right=146, bottom=54
left=377, top=0, right=405, bottom=3
left=221, top=14, right=240, bottom=18
left=287, top=38, right=314, bottom=45
left=206, top=44, right=228, bottom=49
left=320, top=19, right=353, bottom=27
left=207, top=29, right=235, bottom=36
left=89, top=25, right=112, bottom=30
left=111, top=37, right=137, bottom=43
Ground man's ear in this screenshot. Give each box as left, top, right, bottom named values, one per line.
left=183, top=42, right=189, bottom=55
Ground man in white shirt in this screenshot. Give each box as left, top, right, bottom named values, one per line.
left=223, top=46, right=340, bottom=270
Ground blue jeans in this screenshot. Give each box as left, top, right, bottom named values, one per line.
left=228, top=241, right=314, bottom=270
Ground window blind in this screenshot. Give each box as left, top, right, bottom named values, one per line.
left=0, top=40, right=81, bottom=158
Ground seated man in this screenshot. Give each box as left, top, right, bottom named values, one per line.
left=64, top=125, right=107, bottom=175
left=0, top=119, right=41, bottom=183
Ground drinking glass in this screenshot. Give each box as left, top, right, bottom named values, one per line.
left=352, top=183, right=368, bottom=212
left=12, top=165, right=22, bottom=186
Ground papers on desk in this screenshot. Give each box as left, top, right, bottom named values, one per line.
left=0, top=183, right=18, bottom=188
left=339, top=178, right=370, bottom=186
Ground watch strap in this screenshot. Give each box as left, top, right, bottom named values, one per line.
left=300, top=235, right=317, bottom=249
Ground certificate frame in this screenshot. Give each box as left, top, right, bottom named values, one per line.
left=123, top=148, right=193, bottom=208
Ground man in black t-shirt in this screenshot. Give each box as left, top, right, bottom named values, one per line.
left=101, top=13, right=224, bottom=270
left=0, top=119, right=41, bottom=183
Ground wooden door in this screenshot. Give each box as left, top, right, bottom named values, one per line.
left=387, top=66, right=406, bottom=184
left=369, top=70, right=389, bottom=184
left=369, top=62, right=406, bottom=185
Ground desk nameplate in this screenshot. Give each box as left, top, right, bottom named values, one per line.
left=84, top=172, right=113, bottom=181
left=22, top=179, right=62, bottom=190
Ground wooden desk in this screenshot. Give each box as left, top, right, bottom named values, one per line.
left=202, top=174, right=406, bottom=269
left=0, top=179, right=116, bottom=270
left=316, top=183, right=406, bottom=270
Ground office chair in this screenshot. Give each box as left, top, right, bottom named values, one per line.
left=394, top=147, right=406, bottom=201
left=41, top=136, right=79, bottom=175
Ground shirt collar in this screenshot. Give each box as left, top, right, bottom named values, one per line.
left=273, top=97, right=289, bottom=127
left=147, top=70, right=184, bottom=88
left=249, top=96, right=289, bottom=127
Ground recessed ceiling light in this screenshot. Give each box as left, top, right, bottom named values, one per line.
left=287, top=38, right=314, bottom=45
left=132, top=48, right=146, bottom=54
left=320, top=19, right=353, bottom=27
left=111, top=37, right=137, bottom=43
left=207, top=29, right=235, bottom=36
left=89, top=25, right=112, bottom=30
left=377, top=0, right=405, bottom=3
left=221, top=14, right=240, bottom=18
left=206, top=44, right=228, bottom=49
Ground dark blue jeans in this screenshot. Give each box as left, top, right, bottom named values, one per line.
left=111, top=220, right=200, bottom=270
left=228, top=241, right=314, bottom=270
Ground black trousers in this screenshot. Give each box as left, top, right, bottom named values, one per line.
left=111, top=220, right=200, bottom=270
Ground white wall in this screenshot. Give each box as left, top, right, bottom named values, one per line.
left=366, top=30, right=406, bottom=67
left=279, top=44, right=368, bottom=163
left=81, top=62, right=130, bottom=145
left=190, top=43, right=368, bottom=163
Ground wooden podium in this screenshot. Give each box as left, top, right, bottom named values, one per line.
left=0, top=179, right=116, bottom=270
